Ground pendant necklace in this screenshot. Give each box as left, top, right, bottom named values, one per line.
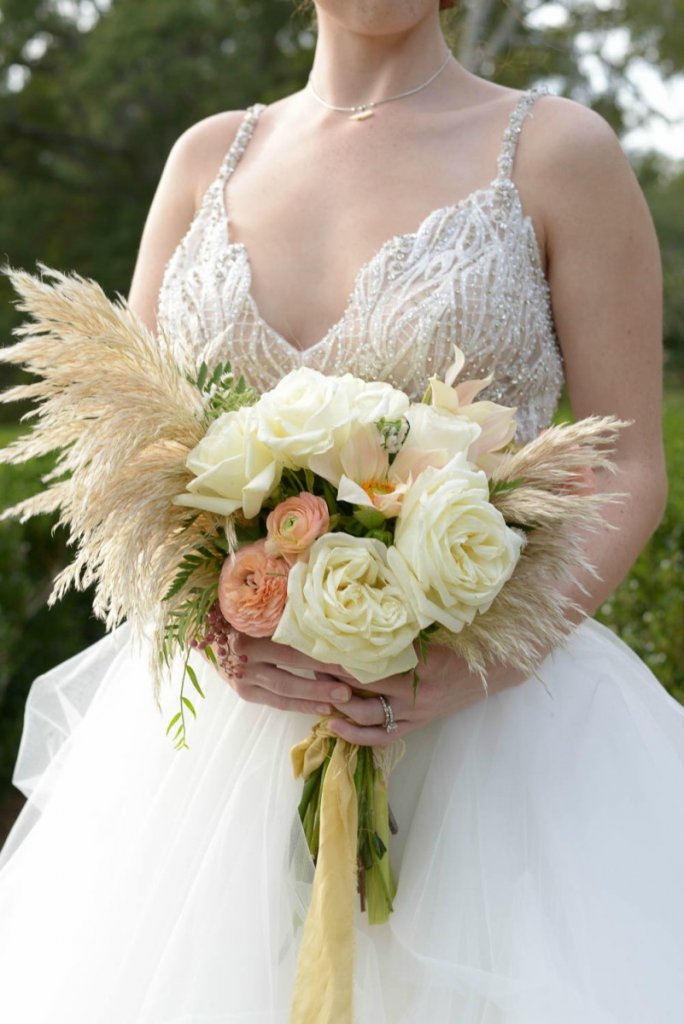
left=307, top=49, right=454, bottom=122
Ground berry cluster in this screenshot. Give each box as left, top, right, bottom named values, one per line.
left=190, top=600, right=246, bottom=681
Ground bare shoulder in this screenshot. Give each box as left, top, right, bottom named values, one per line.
left=165, top=109, right=248, bottom=208
left=530, top=93, right=621, bottom=148
left=520, top=93, right=638, bottom=206
left=512, top=92, right=657, bottom=275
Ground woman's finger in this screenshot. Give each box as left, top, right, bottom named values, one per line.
left=214, top=653, right=353, bottom=710
left=234, top=681, right=334, bottom=717
left=332, top=692, right=402, bottom=727
left=327, top=716, right=411, bottom=748
left=359, top=672, right=427, bottom=699
left=231, top=632, right=356, bottom=681
left=249, top=665, right=352, bottom=704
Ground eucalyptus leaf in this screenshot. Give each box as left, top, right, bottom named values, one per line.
left=165, top=711, right=182, bottom=735
left=186, top=663, right=206, bottom=698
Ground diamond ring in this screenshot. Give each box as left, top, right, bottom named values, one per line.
left=377, top=694, right=398, bottom=734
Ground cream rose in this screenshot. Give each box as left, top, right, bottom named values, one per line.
left=335, top=373, right=410, bottom=423
left=387, top=453, right=524, bottom=633
left=174, top=404, right=281, bottom=519
left=271, top=533, right=420, bottom=684
left=401, top=403, right=481, bottom=464
left=255, top=368, right=411, bottom=472
left=254, top=367, right=353, bottom=466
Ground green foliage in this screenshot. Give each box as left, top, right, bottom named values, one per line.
left=189, top=359, right=258, bottom=423
left=159, top=528, right=225, bottom=748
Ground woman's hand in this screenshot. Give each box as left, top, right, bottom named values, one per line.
left=325, top=646, right=529, bottom=747
left=206, top=633, right=529, bottom=746
left=207, top=633, right=356, bottom=717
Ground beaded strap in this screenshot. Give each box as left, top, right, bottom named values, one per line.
left=496, top=86, right=548, bottom=183
left=217, top=103, right=267, bottom=184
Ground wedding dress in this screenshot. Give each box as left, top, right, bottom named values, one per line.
left=1, top=87, right=683, bottom=1024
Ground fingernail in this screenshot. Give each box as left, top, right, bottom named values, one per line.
left=331, top=686, right=350, bottom=702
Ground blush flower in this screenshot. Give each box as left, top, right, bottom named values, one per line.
left=311, top=410, right=479, bottom=518
left=428, top=344, right=518, bottom=472
left=217, top=539, right=290, bottom=637
left=265, top=492, right=330, bottom=562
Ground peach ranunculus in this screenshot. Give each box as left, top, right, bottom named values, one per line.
left=264, top=492, right=330, bottom=563
left=428, top=344, right=518, bottom=472
left=217, top=539, right=289, bottom=637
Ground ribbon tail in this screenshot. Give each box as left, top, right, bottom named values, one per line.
left=289, top=737, right=359, bottom=1024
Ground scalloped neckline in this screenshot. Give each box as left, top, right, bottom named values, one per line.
left=218, top=178, right=540, bottom=357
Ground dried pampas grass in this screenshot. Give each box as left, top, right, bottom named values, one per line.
left=0, top=264, right=221, bottom=703
left=432, top=415, right=630, bottom=685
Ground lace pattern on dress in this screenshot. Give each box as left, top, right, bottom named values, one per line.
left=156, top=87, right=564, bottom=443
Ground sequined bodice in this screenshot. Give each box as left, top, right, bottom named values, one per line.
left=157, top=88, right=564, bottom=442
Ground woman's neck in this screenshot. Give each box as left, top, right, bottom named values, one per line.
left=307, top=7, right=461, bottom=111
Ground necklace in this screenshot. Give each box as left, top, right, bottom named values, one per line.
left=307, top=49, right=454, bottom=121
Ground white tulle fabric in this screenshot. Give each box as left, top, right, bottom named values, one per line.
left=1, top=621, right=684, bottom=1023
left=2, top=87, right=684, bottom=1023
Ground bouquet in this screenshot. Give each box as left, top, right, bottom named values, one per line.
left=0, top=265, right=627, bottom=1024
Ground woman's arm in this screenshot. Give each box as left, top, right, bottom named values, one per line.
left=537, top=94, right=667, bottom=603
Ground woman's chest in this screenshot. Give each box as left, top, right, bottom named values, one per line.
left=156, top=181, right=564, bottom=444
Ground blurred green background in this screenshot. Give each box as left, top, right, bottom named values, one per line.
left=1, top=0, right=683, bottom=840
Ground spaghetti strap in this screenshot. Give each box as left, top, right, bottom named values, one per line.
left=496, top=87, right=548, bottom=183
left=216, top=103, right=268, bottom=185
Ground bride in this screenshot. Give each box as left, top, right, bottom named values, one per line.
left=1, top=1, right=683, bottom=1021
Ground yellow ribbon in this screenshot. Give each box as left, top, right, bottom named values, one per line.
left=289, top=720, right=359, bottom=1024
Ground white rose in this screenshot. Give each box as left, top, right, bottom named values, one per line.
left=335, top=374, right=410, bottom=423
left=401, top=403, right=481, bottom=463
left=254, top=368, right=353, bottom=467
left=306, top=377, right=410, bottom=485
left=174, top=404, right=281, bottom=519
left=386, top=453, right=524, bottom=633
left=272, top=533, right=420, bottom=684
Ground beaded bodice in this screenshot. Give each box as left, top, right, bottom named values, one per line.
left=157, top=87, right=564, bottom=442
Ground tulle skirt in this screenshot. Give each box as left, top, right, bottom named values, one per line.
left=1, top=617, right=683, bottom=1023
